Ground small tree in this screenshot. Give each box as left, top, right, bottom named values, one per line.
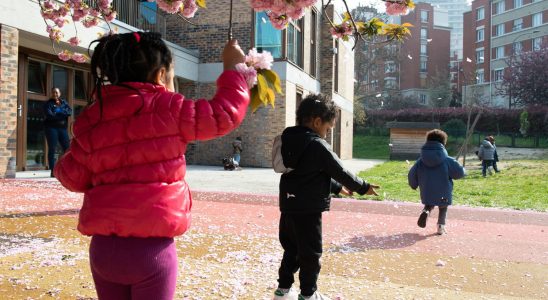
left=500, top=42, right=548, bottom=107
left=428, top=70, right=451, bottom=107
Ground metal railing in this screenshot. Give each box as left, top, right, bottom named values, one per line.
left=113, top=0, right=166, bottom=36
left=85, top=0, right=166, bottom=36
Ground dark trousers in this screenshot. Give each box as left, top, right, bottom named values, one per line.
left=45, top=127, right=70, bottom=171
left=90, top=235, right=178, bottom=300
left=424, top=205, right=448, bottom=225
left=481, top=160, right=494, bottom=176
left=277, top=212, right=322, bottom=297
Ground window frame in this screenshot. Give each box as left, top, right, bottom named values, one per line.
left=476, top=28, right=484, bottom=42
left=476, top=7, right=485, bottom=21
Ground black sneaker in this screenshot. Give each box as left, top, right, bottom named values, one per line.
left=417, top=210, right=429, bottom=228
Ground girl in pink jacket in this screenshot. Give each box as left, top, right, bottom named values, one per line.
left=54, top=32, right=249, bottom=299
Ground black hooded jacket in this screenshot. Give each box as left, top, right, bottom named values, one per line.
left=279, top=126, right=370, bottom=213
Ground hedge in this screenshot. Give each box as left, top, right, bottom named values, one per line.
left=364, top=106, right=548, bottom=135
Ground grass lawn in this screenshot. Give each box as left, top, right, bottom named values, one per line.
left=353, top=159, right=548, bottom=212
left=353, top=135, right=389, bottom=159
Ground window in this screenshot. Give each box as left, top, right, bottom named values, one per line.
left=514, top=0, right=523, bottom=9
left=494, top=69, right=504, bottom=81
left=533, top=37, right=542, bottom=51
left=420, top=28, right=428, bottom=39
left=495, top=46, right=504, bottom=59
left=513, top=41, right=522, bottom=54
left=532, top=13, right=542, bottom=27
left=513, top=18, right=523, bottom=31
left=287, top=18, right=304, bottom=67
left=52, top=65, right=68, bottom=99
left=27, top=60, right=46, bottom=94
left=74, top=70, right=88, bottom=100
left=420, top=44, right=427, bottom=55
left=310, top=9, right=318, bottom=77
left=384, top=61, right=396, bottom=73
left=494, top=24, right=504, bottom=36
left=476, top=28, right=484, bottom=42
left=476, top=69, right=484, bottom=84
left=421, top=10, right=428, bottom=22
left=254, top=12, right=282, bottom=58
left=419, top=94, right=427, bottom=104
left=420, top=59, right=427, bottom=72
left=493, top=1, right=505, bottom=15
left=476, top=7, right=485, bottom=21
left=476, top=48, right=484, bottom=63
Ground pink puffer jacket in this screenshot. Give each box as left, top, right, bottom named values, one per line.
left=54, top=71, right=249, bottom=238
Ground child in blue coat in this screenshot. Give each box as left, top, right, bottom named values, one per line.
left=408, top=129, right=465, bottom=235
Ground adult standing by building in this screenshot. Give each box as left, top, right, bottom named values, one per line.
left=44, top=87, right=72, bottom=177
left=232, top=136, right=243, bottom=166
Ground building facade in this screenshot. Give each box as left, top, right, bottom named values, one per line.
left=164, top=1, right=355, bottom=167
left=0, top=0, right=356, bottom=178
left=354, top=3, right=451, bottom=108
left=462, top=0, right=548, bottom=107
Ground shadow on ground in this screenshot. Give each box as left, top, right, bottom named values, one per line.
left=329, top=233, right=438, bottom=252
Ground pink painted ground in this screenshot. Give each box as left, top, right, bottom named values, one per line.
left=2, top=179, right=546, bottom=266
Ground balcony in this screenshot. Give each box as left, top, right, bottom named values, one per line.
left=86, top=0, right=166, bottom=36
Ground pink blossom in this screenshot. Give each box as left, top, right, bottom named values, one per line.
left=103, top=9, right=117, bottom=22
left=54, top=18, right=66, bottom=28
left=249, top=0, right=274, bottom=11
left=97, top=0, right=113, bottom=11
left=72, top=8, right=89, bottom=21
left=68, top=36, right=80, bottom=46
left=245, top=48, right=273, bottom=70
left=46, top=26, right=64, bottom=42
left=58, top=50, right=72, bottom=61
left=293, top=0, right=318, bottom=8
left=270, top=0, right=290, bottom=15
left=156, top=0, right=184, bottom=14
left=329, top=22, right=353, bottom=39
left=385, top=2, right=410, bottom=16
left=89, top=8, right=100, bottom=17
left=43, top=0, right=55, bottom=9
left=235, top=63, right=258, bottom=88
left=181, top=0, right=198, bottom=18
left=82, top=17, right=100, bottom=28
left=267, top=12, right=289, bottom=30
left=71, top=52, right=88, bottom=63
left=286, top=6, right=305, bottom=20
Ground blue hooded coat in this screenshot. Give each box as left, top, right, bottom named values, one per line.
left=408, top=141, right=466, bottom=206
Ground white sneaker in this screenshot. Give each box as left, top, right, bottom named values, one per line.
left=273, top=288, right=298, bottom=300
left=437, top=224, right=447, bottom=235
left=298, top=291, right=331, bottom=300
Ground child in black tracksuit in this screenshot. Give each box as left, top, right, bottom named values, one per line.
left=272, top=94, right=380, bottom=300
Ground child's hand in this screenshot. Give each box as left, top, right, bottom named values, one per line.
left=340, top=186, right=353, bottom=196
left=366, top=184, right=380, bottom=196
left=223, top=39, right=245, bottom=71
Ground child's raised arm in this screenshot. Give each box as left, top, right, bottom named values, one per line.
left=178, top=40, right=250, bottom=142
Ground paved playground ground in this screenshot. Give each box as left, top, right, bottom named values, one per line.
left=1, top=159, right=547, bottom=299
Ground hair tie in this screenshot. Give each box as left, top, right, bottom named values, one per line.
left=133, top=32, right=141, bottom=43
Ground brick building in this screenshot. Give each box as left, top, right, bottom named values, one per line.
left=165, top=1, right=356, bottom=167
left=354, top=3, right=451, bottom=108
left=462, top=0, right=548, bottom=107
left=0, top=1, right=355, bottom=178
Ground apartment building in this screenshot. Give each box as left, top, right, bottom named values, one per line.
left=462, top=0, right=547, bottom=107
left=354, top=3, right=451, bottom=107
left=0, top=1, right=355, bottom=178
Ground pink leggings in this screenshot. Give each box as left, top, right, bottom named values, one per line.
left=89, top=235, right=178, bottom=300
